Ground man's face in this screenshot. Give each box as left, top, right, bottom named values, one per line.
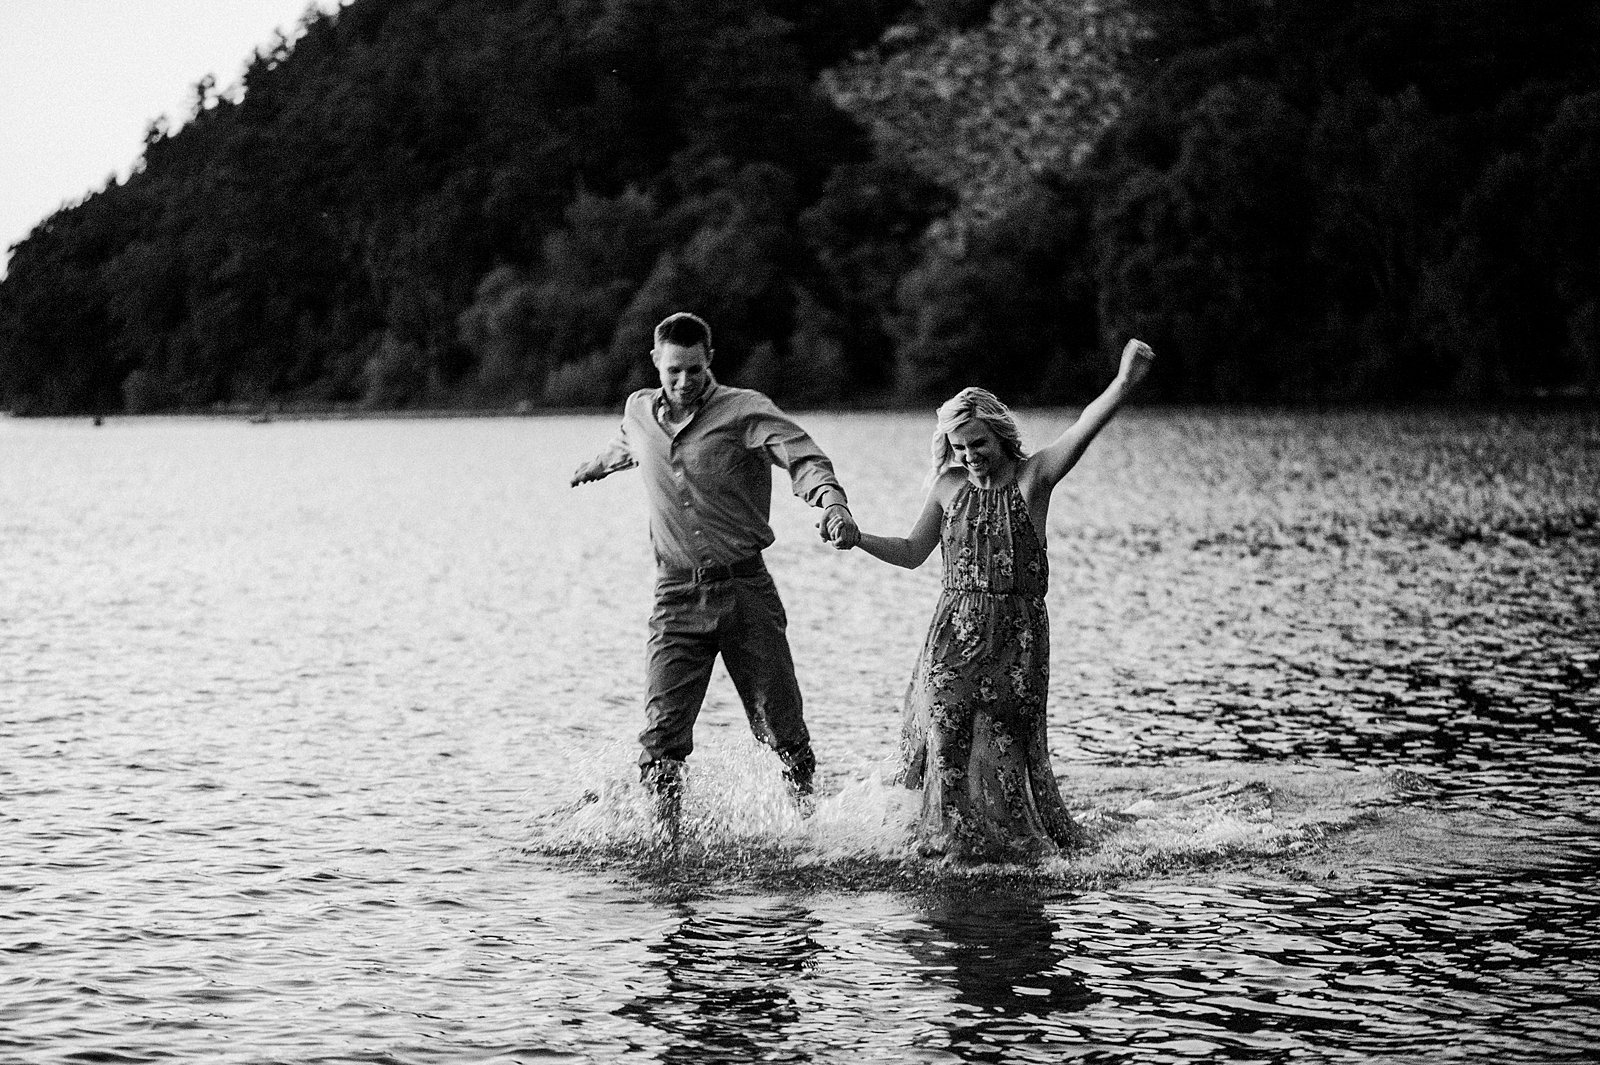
left=653, top=341, right=712, bottom=411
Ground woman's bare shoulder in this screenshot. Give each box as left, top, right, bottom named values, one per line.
left=930, top=467, right=968, bottom=504
left=1016, top=453, right=1056, bottom=504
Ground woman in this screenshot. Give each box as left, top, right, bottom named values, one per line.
left=833, top=339, right=1155, bottom=861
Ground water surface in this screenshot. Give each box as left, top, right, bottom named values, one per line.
left=2, top=410, right=1597, bottom=1062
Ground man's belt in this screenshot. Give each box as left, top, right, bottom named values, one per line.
left=661, top=554, right=765, bottom=584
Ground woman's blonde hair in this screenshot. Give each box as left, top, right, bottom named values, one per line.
left=929, top=387, right=1027, bottom=484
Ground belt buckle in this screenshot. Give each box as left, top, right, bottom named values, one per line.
left=693, top=563, right=722, bottom=584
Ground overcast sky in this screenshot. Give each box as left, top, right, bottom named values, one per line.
left=0, top=0, right=341, bottom=277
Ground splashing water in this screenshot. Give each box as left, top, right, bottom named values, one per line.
left=523, top=736, right=1434, bottom=893
left=527, top=738, right=916, bottom=884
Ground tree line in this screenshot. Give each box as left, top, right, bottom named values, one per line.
left=2, top=0, right=1596, bottom=415
left=905, top=0, right=1600, bottom=404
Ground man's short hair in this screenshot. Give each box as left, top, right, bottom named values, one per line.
left=654, top=311, right=712, bottom=352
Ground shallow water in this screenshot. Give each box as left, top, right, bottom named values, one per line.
left=2, top=409, right=1597, bottom=1063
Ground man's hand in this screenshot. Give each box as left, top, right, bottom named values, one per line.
left=820, top=504, right=859, bottom=550
left=571, top=458, right=607, bottom=487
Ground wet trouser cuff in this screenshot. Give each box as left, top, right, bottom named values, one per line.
left=779, top=747, right=816, bottom=796
left=640, top=758, right=686, bottom=795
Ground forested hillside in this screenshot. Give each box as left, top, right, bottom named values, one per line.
left=837, top=0, right=1600, bottom=403
left=0, top=0, right=947, bottom=415
left=2, top=0, right=1597, bottom=414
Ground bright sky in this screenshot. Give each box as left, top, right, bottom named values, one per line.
left=0, top=0, right=341, bottom=277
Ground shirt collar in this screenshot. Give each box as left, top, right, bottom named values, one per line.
left=654, top=375, right=719, bottom=425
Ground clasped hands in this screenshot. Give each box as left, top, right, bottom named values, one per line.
left=819, top=504, right=860, bottom=550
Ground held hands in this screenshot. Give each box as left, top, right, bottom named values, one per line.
left=1118, top=338, right=1156, bottom=388
left=818, top=504, right=860, bottom=550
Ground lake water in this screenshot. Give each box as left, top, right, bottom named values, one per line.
left=3, top=409, right=1598, bottom=1063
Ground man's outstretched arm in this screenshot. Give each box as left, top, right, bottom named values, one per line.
left=571, top=427, right=637, bottom=486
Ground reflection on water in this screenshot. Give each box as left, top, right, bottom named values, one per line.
left=604, top=871, right=1600, bottom=1064
left=618, top=891, right=1099, bottom=1065
left=619, top=901, right=822, bottom=1065
left=2, top=410, right=1597, bottom=1062
left=899, top=889, right=1095, bottom=1060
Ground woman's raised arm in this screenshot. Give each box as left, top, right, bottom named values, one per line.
left=1027, top=339, right=1155, bottom=491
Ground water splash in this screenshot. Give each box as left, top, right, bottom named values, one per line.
left=525, top=738, right=917, bottom=887
left=521, top=738, right=1437, bottom=892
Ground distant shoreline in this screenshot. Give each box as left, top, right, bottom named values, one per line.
left=8, top=394, right=1599, bottom=427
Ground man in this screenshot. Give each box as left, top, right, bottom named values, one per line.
left=570, top=311, right=858, bottom=812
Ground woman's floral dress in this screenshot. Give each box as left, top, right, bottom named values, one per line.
left=899, top=481, right=1081, bottom=861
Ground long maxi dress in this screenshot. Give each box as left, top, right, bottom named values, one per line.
left=898, top=479, right=1082, bottom=862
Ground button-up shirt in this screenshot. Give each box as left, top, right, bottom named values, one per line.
left=589, top=380, right=848, bottom=570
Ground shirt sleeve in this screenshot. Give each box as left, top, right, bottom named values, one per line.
left=595, top=434, right=637, bottom=474
left=590, top=398, right=640, bottom=474
left=741, top=394, right=848, bottom=509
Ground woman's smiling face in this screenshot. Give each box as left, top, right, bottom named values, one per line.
left=947, top=419, right=1008, bottom=481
